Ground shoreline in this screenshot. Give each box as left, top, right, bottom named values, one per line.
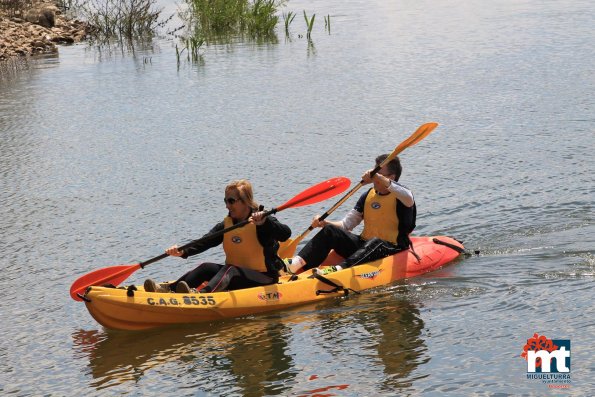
left=0, top=2, right=89, bottom=63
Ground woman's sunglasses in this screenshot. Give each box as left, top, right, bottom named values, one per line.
left=224, top=197, right=241, bottom=205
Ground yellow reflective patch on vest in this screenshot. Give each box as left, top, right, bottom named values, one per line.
left=223, top=217, right=267, bottom=272
left=360, top=189, right=399, bottom=243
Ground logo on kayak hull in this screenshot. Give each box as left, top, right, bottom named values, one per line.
left=356, top=270, right=381, bottom=280
left=231, top=236, right=242, bottom=244
left=258, top=291, right=282, bottom=301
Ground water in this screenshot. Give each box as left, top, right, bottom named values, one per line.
left=1, top=0, right=593, bottom=395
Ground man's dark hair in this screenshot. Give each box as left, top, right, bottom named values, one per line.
left=375, top=154, right=402, bottom=181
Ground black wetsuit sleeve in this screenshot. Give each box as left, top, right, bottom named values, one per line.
left=257, top=215, right=291, bottom=242
left=257, top=216, right=292, bottom=276
left=181, top=221, right=225, bottom=258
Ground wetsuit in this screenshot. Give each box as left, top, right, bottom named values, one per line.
left=299, top=182, right=416, bottom=270
left=172, top=212, right=291, bottom=292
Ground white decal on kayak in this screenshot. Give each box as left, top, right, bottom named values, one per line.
left=231, top=236, right=242, bottom=244
left=357, top=270, right=381, bottom=280
left=258, top=291, right=282, bottom=301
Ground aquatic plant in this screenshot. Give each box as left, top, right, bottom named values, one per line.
left=282, top=10, right=295, bottom=37
left=75, top=0, right=164, bottom=40
left=176, top=34, right=205, bottom=64
left=246, top=0, right=278, bottom=37
left=303, top=10, right=315, bottom=39
left=324, top=14, right=330, bottom=33
left=174, top=1, right=334, bottom=63
left=185, top=0, right=283, bottom=41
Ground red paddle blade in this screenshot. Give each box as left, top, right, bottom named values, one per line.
left=277, top=177, right=351, bottom=211
left=69, top=263, right=141, bottom=301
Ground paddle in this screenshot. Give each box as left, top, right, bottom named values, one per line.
left=69, top=176, right=351, bottom=301
left=278, top=122, right=439, bottom=258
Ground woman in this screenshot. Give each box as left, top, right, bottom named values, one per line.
left=144, top=179, right=291, bottom=293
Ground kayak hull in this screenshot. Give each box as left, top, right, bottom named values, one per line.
left=82, top=236, right=464, bottom=330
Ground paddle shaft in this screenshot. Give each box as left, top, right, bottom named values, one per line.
left=138, top=209, right=277, bottom=268
left=294, top=164, right=383, bottom=240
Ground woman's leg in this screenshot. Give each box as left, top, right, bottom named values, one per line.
left=298, top=224, right=362, bottom=270
left=201, top=265, right=276, bottom=292
left=173, top=262, right=222, bottom=290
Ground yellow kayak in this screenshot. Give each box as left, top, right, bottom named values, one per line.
left=82, top=236, right=465, bottom=330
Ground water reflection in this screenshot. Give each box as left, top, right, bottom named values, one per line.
left=372, top=301, right=427, bottom=392
left=82, top=39, right=160, bottom=63
left=296, top=293, right=426, bottom=395
left=0, top=57, right=31, bottom=82
left=72, top=293, right=425, bottom=395
left=73, top=317, right=297, bottom=395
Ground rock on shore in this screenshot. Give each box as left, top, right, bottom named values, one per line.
left=0, top=2, right=89, bottom=62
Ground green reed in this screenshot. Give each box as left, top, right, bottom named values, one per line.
left=282, top=10, right=295, bottom=37
left=186, top=0, right=283, bottom=40
left=324, top=14, right=330, bottom=33
left=175, top=34, right=204, bottom=66
left=303, top=10, right=315, bottom=39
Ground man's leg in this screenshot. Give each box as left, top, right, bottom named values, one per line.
left=339, top=238, right=402, bottom=268
left=298, top=224, right=362, bottom=270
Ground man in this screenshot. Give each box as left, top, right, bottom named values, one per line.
left=285, top=154, right=416, bottom=273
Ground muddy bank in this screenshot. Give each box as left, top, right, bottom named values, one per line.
left=0, top=2, right=89, bottom=62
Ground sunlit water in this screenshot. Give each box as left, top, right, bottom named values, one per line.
left=1, top=0, right=593, bottom=395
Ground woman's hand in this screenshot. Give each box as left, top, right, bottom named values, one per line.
left=250, top=211, right=267, bottom=226
left=165, top=245, right=184, bottom=257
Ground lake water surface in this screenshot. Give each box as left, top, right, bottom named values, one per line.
left=1, top=0, right=593, bottom=395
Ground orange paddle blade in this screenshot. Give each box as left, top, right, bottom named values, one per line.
left=69, top=263, right=141, bottom=301
left=389, top=122, right=438, bottom=161
left=278, top=238, right=299, bottom=258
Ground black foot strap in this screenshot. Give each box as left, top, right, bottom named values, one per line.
left=433, top=238, right=466, bottom=254
left=312, top=272, right=360, bottom=296
left=126, top=285, right=137, bottom=297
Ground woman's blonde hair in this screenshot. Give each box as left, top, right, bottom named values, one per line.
left=225, top=179, right=259, bottom=210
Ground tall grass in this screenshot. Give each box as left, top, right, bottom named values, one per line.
left=75, top=0, right=164, bottom=41
left=246, top=0, right=278, bottom=37
left=176, top=1, right=333, bottom=63
left=185, top=0, right=283, bottom=41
